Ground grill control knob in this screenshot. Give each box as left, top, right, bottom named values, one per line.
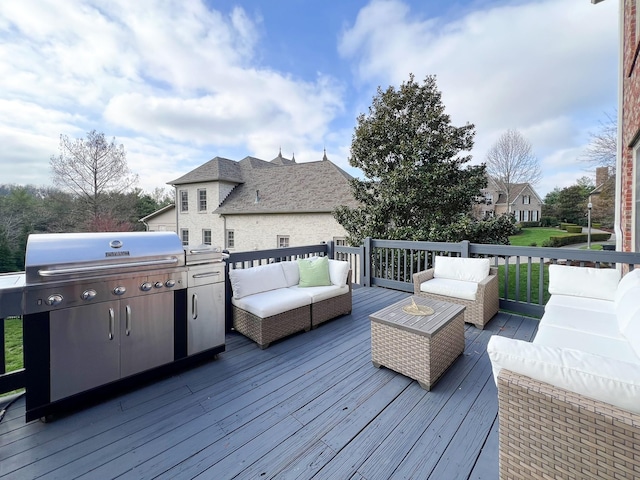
left=165, top=279, right=176, bottom=288
left=140, top=282, right=152, bottom=292
left=154, top=281, right=163, bottom=289
left=113, top=286, right=126, bottom=296
left=81, top=289, right=97, bottom=301
left=46, top=294, right=63, bottom=306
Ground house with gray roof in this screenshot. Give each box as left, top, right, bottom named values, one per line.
left=474, top=176, right=542, bottom=223
left=168, top=152, right=358, bottom=251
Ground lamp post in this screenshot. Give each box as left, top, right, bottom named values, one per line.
left=587, top=199, right=593, bottom=249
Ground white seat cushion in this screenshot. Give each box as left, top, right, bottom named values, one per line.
left=419, top=277, right=478, bottom=301
left=288, top=284, right=349, bottom=302
left=231, top=288, right=311, bottom=318
left=487, top=335, right=640, bottom=414
left=540, top=305, right=620, bottom=339
left=545, top=294, right=613, bottom=314
left=534, top=324, right=639, bottom=364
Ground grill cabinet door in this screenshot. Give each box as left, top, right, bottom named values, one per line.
left=119, top=291, right=175, bottom=378
left=49, top=301, right=120, bottom=401
left=188, top=281, right=225, bottom=355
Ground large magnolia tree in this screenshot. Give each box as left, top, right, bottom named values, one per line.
left=334, top=74, right=516, bottom=244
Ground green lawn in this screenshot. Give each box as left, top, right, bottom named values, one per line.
left=508, top=227, right=582, bottom=247
left=498, top=262, right=550, bottom=305
left=4, top=317, right=23, bottom=372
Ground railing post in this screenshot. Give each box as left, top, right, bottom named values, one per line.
left=362, top=237, right=371, bottom=287
left=461, top=240, right=470, bottom=258
left=0, top=317, right=4, bottom=375
left=326, top=240, right=334, bottom=259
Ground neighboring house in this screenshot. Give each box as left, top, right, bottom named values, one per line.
left=475, top=177, right=542, bottom=223
left=590, top=166, right=615, bottom=226
left=168, top=152, right=358, bottom=251
left=139, top=204, right=177, bottom=232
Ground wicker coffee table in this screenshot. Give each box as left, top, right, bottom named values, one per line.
left=370, top=296, right=465, bottom=390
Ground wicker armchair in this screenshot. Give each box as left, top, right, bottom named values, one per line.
left=413, top=265, right=499, bottom=329
left=497, top=369, right=640, bottom=479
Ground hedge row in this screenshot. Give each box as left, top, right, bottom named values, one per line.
left=542, top=233, right=611, bottom=247
left=565, top=225, right=583, bottom=233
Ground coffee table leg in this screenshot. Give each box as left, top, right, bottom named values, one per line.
left=372, top=361, right=381, bottom=368
left=417, top=380, right=431, bottom=391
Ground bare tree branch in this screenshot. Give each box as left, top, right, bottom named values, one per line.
left=580, top=111, right=617, bottom=174
left=485, top=129, right=541, bottom=212
left=50, top=130, right=138, bottom=225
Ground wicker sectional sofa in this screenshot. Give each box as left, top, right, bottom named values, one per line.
left=487, top=265, right=640, bottom=479
left=229, top=258, right=352, bottom=349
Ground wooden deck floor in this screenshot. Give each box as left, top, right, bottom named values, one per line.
left=0, top=287, right=538, bottom=479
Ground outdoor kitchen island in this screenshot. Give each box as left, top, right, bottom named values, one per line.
left=20, top=232, right=226, bottom=422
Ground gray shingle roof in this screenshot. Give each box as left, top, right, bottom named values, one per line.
left=215, top=157, right=358, bottom=214
left=168, top=156, right=244, bottom=185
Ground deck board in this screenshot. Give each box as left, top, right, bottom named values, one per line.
left=0, top=287, right=540, bottom=479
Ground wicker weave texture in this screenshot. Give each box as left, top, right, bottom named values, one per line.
left=497, top=369, right=640, bottom=480
left=371, top=312, right=464, bottom=390
left=232, top=305, right=311, bottom=349
left=413, top=266, right=499, bottom=329
left=311, top=290, right=352, bottom=328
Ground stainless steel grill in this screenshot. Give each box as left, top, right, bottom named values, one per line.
left=22, top=231, right=194, bottom=421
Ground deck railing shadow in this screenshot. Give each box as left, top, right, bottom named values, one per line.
left=3, top=238, right=640, bottom=395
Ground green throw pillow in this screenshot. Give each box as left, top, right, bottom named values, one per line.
left=297, top=256, right=332, bottom=287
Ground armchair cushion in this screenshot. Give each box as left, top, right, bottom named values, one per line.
left=487, top=335, right=640, bottom=415
left=328, top=259, right=350, bottom=287
left=419, top=277, right=478, bottom=301
left=433, top=255, right=490, bottom=283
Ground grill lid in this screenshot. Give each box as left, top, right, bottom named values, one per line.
left=25, top=232, right=186, bottom=284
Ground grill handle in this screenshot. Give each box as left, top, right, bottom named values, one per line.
left=125, top=305, right=131, bottom=336
left=38, top=257, right=180, bottom=277
left=108, top=308, right=115, bottom=340
left=192, top=294, right=198, bottom=320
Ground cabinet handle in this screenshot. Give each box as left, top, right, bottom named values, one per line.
left=192, top=294, right=198, bottom=320
left=108, top=308, right=114, bottom=340
left=125, top=305, right=131, bottom=336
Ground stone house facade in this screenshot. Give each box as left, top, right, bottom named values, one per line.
left=168, top=153, right=358, bottom=252
left=475, top=177, right=543, bottom=223
left=139, top=204, right=177, bottom=233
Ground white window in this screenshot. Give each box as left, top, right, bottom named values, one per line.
left=180, top=190, right=188, bottom=212
left=513, top=210, right=519, bottom=221
left=484, top=194, right=493, bottom=204
left=522, top=195, right=530, bottom=205
left=202, top=229, right=211, bottom=245
left=226, top=230, right=235, bottom=249
left=523, top=210, right=530, bottom=221
left=180, top=228, right=189, bottom=246
left=277, top=235, right=290, bottom=248
left=334, top=237, right=347, bottom=246
left=198, top=189, right=207, bottom=212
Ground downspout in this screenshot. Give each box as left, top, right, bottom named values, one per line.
left=615, top=0, right=623, bottom=251
left=174, top=186, right=180, bottom=235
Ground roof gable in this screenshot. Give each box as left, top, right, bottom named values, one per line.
left=168, top=156, right=243, bottom=185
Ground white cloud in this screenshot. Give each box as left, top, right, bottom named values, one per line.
left=0, top=0, right=346, bottom=192
left=339, top=0, right=618, bottom=195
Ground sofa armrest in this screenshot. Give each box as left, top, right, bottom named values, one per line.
left=413, top=268, right=435, bottom=294
left=487, top=335, right=640, bottom=414
left=496, top=368, right=640, bottom=480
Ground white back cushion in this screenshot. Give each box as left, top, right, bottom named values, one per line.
left=433, top=256, right=490, bottom=283
left=328, top=260, right=350, bottom=287
left=280, top=261, right=300, bottom=287
left=229, top=263, right=288, bottom=299
left=548, top=264, right=620, bottom=301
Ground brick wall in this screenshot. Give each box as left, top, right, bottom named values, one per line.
left=621, top=0, right=640, bottom=251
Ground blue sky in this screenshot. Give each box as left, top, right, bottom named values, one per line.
left=0, top=0, right=618, bottom=198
